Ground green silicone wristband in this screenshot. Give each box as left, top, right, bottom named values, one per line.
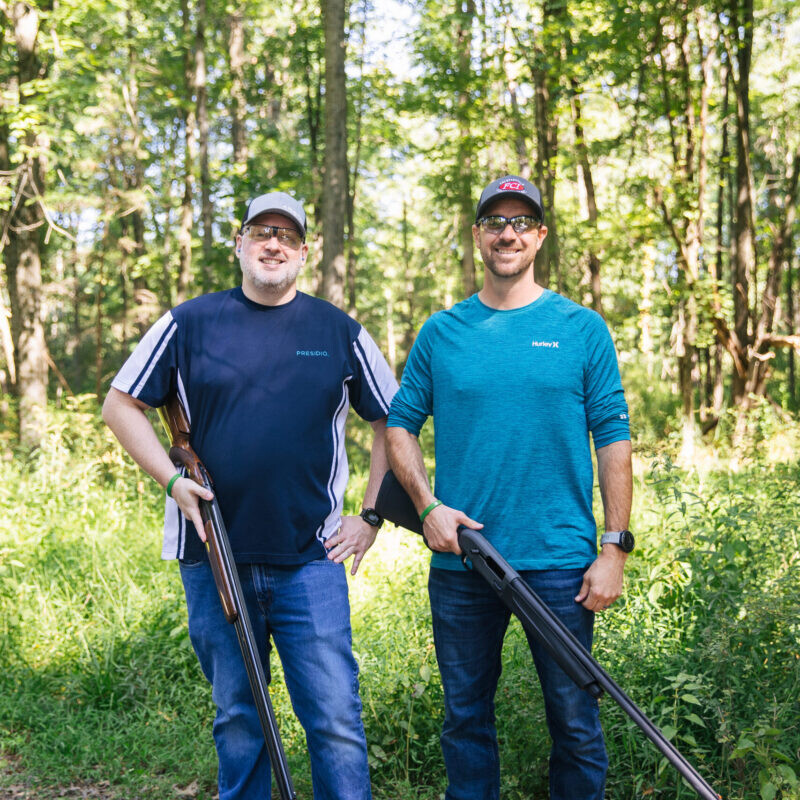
left=166, top=473, right=182, bottom=498
left=419, top=500, right=443, bottom=524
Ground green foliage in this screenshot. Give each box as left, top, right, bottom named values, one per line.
left=2, top=408, right=799, bottom=798
left=596, top=456, right=800, bottom=800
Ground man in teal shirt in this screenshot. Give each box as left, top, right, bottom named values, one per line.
left=386, top=176, right=633, bottom=800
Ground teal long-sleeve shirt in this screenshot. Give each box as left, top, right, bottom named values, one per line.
left=387, top=290, right=630, bottom=571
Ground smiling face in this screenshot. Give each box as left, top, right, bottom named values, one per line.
left=235, top=212, right=309, bottom=303
left=472, top=197, right=547, bottom=282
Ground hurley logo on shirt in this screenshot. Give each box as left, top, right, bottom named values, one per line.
left=531, top=340, right=559, bottom=348
left=297, top=350, right=329, bottom=357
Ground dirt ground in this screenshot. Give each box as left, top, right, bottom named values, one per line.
left=0, top=755, right=211, bottom=800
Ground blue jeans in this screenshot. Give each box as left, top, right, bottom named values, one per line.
left=428, top=566, right=607, bottom=800
left=180, top=557, right=371, bottom=800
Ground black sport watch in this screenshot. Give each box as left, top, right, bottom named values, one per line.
left=360, top=507, right=384, bottom=529
left=600, top=530, right=635, bottom=553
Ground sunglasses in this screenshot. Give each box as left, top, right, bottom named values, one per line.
left=243, top=224, right=304, bottom=249
left=477, top=215, right=542, bottom=235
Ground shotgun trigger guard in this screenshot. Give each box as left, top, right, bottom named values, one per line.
left=197, top=463, right=215, bottom=492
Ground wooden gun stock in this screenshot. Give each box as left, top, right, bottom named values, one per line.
left=157, top=398, right=237, bottom=622
left=157, top=394, right=297, bottom=800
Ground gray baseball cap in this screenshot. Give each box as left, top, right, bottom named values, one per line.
left=242, top=192, right=307, bottom=236
left=475, top=176, right=544, bottom=223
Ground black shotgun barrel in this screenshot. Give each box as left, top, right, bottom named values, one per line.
left=457, top=527, right=720, bottom=800
left=159, top=397, right=297, bottom=800
left=375, top=469, right=720, bottom=800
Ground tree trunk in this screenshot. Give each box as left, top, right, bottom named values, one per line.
left=94, top=239, right=105, bottom=399
left=345, top=1, right=368, bottom=314
left=674, top=299, right=697, bottom=464
left=119, top=216, right=130, bottom=351
left=742, top=150, right=800, bottom=399
left=730, top=0, right=755, bottom=402
left=652, top=5, right=710, bottom=461
left=787, top=252, right=797, bottom=407
left=320, top=0, right=348, bottom=307
left=196, top=0, right=213, bottom=290
left=301, top=37, right=323, bottom=291
left=123, top=10, right=146, bottom=252
left=176, top=0, right=196, bottom=304
left=0, top=282, right=16, bottom=388
left=5, top=1, right=48, bottom=447
left=532, top=65, right=559, bottom=289
left=399, top=196, right=416, bottom=375
left=508, top=85, right=531, bottom=180
left=228, top=10, right=248, bottom=173
left=709, top=65, right=729, bottom=418
left=384, top=285, right=396, bottom=374
left=119, top=12, right=152, bottom=338
left=570, top=83, right=602, bottom=315
left=713, top=61, right=729, bottom=308
left=345, top=134, right=360, bottom=313
left=67, top=228, right=81, bottom=375
left=456, top=0, right=476, bottom=298
left=529, top=0, right=564, bottom=290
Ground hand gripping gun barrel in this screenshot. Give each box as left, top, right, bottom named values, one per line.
left=158, top=394, right=297, bottom=800
left=375, top=470, right=721, bottom=800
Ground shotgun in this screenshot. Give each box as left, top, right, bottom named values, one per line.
left=158, top=394, right=297, bottom=800
left=375, top=470, right=721, bottom=800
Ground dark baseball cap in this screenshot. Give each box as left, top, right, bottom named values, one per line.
left=242, top=192, right=307, bottom=236
left=475, top=176, right=544, bottom=223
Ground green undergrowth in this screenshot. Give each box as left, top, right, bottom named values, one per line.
left=1, top=399, right=798, bottom=798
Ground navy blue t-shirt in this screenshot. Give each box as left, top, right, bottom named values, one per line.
left=112, top=289, right=398, bottom=564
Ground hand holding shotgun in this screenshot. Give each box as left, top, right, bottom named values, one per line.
left=160, top=452, right=214, bottom=547
left=158, top=394, right=297, bottom=800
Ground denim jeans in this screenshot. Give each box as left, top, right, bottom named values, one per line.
left=180, top=557, right=371, bottom=800
left=428, top=566, right=607, bottom=800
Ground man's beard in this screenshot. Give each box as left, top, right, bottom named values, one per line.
left=483, top=254, right=535, bottom=279
left=240, top=253, right=302, bottom=294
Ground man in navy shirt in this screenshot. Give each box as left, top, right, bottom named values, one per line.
left=103, top=191, right=398, bottom=800
left=386, top=176, right=633, bottom=800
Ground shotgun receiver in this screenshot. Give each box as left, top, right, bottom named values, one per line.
left=158, top=395, right=297, bottom=800
left=375, top=470, right=721, bottom=800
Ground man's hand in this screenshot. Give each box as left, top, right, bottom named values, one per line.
left=325, top=515, right=379, bottom=575
left=575, top=545, right=627, bottom=612
left=171, top=477, right=214, bottom=543
left=423, top=504, right=483, bottom=554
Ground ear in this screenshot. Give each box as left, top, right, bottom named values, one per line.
left=537, top=225, right=548, bottom=244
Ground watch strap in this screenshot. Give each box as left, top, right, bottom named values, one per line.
left=601, top=530, right=634, bottom=552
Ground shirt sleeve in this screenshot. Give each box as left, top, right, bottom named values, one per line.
left=348, top=326, right=399, bottom=421
left=387, top=316, right=436, bottom=436
left=109, top=310, right=180, bottom=408
left=582, top=312, right=630, bottom=449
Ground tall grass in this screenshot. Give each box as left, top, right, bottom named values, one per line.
left=1, top=398, right=798, bottom=798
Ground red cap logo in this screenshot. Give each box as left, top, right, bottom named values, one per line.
left=498, top=180, right=525, bottom=192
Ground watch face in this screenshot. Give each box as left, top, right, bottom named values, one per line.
left=620, top=530, right=635, bottom=553
left=360, top=508, right=383, bottom=528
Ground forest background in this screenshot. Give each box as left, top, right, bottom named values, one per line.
left=1, top=0, right=799, bottom=797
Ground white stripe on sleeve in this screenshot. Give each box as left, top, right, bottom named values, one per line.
left=110, top=310, right=177, bottom=399
left=354, top=326, right=399, bottom=415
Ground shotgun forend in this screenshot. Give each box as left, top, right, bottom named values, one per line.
left=157, top=396, right=237, bottom=623
left=157, top=393, right=297, bottom=800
